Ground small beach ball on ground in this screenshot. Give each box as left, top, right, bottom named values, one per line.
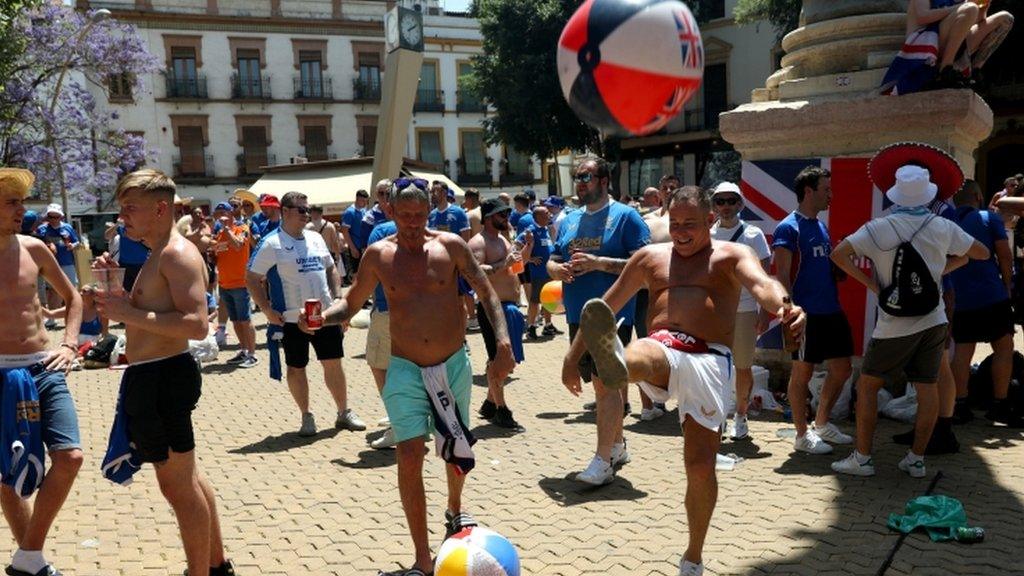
left=557, top=0, right=704, bottom=136
left=540, top=280, right=564, bottom=314
left=435, top=526, right=520, bottom=576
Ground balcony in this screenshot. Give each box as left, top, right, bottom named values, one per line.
left=236, top=152, right=276, bottom=177
left=293, top=76, right=333, bottom=100
left=352, top=77, right=381, bottom=102
left=414, top=89, right=444, bottom=112
left=231, top=74, right=271, bottom=100
left=456, top=90, right=486, bottom=113
left=165, top=74, right=208, bottom=99
left=500, top=172, right=534, bottom=186
left=172, top=153, right=214, bottom=179
left=457, top=157, right=491, bottom=185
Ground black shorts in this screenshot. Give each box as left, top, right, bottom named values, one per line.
left=283, top=322, right=343, bottom=368
left=568, top=321, right=633, bottom=383
left=528, top=277, right=547, bottom=304
left=122, top=353, right=202, bottom=463
left=792, top=311, right=854, bottom=364
left=518, top=267, right=532, bottom=285
left=952, top=299, right=1015, bottom=344
left=634, top=289, right=649, bottom=339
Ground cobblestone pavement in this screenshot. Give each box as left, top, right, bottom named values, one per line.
left=23, top=314, right=1024, bottom=575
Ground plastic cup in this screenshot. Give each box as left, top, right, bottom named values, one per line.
left=94, top=267, right=126, bottom=295
left=509, top=258, right=525, bottom=275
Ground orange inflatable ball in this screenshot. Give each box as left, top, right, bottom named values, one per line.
left=540, top=280, right=564, bottom=314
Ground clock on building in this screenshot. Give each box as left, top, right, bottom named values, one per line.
left=385, top=6, right=424, bottom=53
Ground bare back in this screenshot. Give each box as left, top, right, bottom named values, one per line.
left=0, top=236, right=54, bottom=354
left=641, top=241, right=745, bottom=347
left=644, top=211, right=671, bottom=244
left=468, top=231, right=521, bottom=303
left=369, top=230, right=467, bottom=366
left=127, top=233, right=208, bottom=362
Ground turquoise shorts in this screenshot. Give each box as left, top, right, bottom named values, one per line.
left=383, top=347, right=472, bottom=443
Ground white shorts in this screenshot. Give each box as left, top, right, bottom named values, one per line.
left=638, top=340, right=733, bottom=432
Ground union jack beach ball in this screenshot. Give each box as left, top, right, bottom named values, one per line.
left=557, top=0, right=704, bottom=136
left=435, top=526, right=520, bottom=576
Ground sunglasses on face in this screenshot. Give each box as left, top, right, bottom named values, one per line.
left=286, top=205, right=310, bottom=215
left=394, top=177, right=429, bottom=191
left=573, top=173, right=595, bottom=184
left=714, top=197, right=740, bottom=206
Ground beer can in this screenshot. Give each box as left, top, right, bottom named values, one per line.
left=955, top=526, right=985, bottom=543
left=304, top=299, right=323, bottom=329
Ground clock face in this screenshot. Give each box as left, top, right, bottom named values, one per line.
left=400, top=13, right=422, bottom=47
left=385, top=12, right=399, bottom=50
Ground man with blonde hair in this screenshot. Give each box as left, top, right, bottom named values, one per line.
left=95, top=169, right=234, bottom=576
left=0, top=167, right=84, bottom=576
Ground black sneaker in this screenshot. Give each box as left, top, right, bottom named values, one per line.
left=542, top=324, right=560, bottom=336
left=952, top=399, right=974, bottom=425
left=492, top=406, right=523, bottom=430
left=985, top=400, right=1023, bottom=426
left=478, top=399, right=496, bottom=420
left=184, top=559, right=236, bottom=576
left=526, top=326, right=538, bottom=341
left=623, top=402, right=632, bottom=418
left=444, top=510, right=478, bottom=540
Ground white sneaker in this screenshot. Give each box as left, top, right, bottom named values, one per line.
left=610, top=440, right=630, bottom=467
left=579, top=299, right=629, bottom=390
left=898, top=452, right=926, bottom=478
left=728, top=414, right=749, bottom=440
left=467, top=317, right=480, bottom=331
left=370, top=428, right=397, bottom=450
left=679, top=559, right=704, bottom=576
left=794, top=429, right=833, bottom=454
left=640, top=407, right=665, bottom=421
left=813, top=422, right=853, bottom=444
left=831, top=452, right=875, bottom=476
left=576, top=455, right=614, bottom=485
left=377, top=416, right=391, bottom=426
left=298, top=412, right=317, bottom=437
left=214, top=329, right=227, bottom=347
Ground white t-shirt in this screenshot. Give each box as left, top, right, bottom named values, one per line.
left=710, top=220, right=771, bottom=313
left=249, top=229, right=334, bottom=323
left=846, top=212, right=975, bottom=339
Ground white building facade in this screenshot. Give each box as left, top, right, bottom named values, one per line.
left=75, top=0, right=541, bottom=215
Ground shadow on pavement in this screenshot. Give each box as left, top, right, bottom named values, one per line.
left=743, top=417, right=1024, bottom=575
left=471, top=423, right=525, bottom=439
left=538, top=474, right=648, bottom=506
left=624, top=409, right=682, bottom=437
left=229, top=428, right=340, bottom=454
left=332, top=449, right=396, bottom=470
left=719, top=438, right=773, bottom=461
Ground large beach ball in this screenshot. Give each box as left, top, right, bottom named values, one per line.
left=557, top=0, right=704, bottom=136
left=540, top=280, right=564, bottom=314
left=435, top=526, right=520, bottom=576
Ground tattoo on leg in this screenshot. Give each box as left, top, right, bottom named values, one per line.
left=972, top=19, right=1011, bottom=69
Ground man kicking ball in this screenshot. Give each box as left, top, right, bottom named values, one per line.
left=562, top=186, right=804, bottom=576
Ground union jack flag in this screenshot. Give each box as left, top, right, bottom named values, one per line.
left=674, top=9, right=703, bottom=71
left=740, top=158, right=884, bottom=355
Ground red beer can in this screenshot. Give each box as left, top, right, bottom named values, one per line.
left=304, top=299, right=323, bottom=329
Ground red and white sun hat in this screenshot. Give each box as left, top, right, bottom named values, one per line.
left=869, top=141, right=964, bottom=202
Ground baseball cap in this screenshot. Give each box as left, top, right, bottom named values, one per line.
left=543, top=196, right=565, bottom=208
left=214, top=201, right=233, bottom=212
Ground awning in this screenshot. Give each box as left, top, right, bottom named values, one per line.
left=250, top=157, right=465, bottom=215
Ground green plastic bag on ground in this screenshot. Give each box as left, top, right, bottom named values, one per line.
left=887, top=495, right=968, bottom=542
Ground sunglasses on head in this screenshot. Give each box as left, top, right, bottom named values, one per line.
left=394, top=177, right=429, bottom=191
left=714, top=197, right=739, bottom=206
left=573, top=172, right=595, bottom=184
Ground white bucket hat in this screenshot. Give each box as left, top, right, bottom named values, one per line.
left=885, top=165, right=937, bottom=208
left=712, top=181, right=744, bottom=202
left=45, top=203, right=64, bottom=218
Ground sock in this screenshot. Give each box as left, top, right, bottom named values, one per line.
left=11, top=549, right=48, bottom=574
left=735, top=413, right=747, bottom=422
left=907, top=450, right=924, bottom=462
left=853, top=450, right=871, bottom=464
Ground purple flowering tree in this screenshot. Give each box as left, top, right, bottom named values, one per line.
left=0, top=4, right=159, bottom=213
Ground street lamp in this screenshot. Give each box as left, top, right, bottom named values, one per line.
left=47, top=8, right=111, bottom=219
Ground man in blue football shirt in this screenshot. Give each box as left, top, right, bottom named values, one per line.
left=773, top=166, right=854, bottom=455
left=550, top=158, right=650, bottom=485
left=339, top=189, right=370, bottom=282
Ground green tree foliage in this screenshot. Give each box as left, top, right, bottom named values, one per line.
left=734, top=0, right=801, bottom=37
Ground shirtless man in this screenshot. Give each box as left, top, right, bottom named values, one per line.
left=463, top=188, right=483, bottom=237
left=468, top=199, right=527, bottom=430
left=309, top=183, right=515, bottom=576
left=306, top=205, right=343, bottom=271
left=643, top=174, right=679, bottom=245
left=563, top=185, right=804, bottom=576
left=94, top=169, right=233, bottom=576
left=0, top=168, right=84, bottom=576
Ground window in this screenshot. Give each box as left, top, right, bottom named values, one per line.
left=299, top=51, right=323, bottom=98
left=178, top=126, right=206, bottom=176
left=461, top=131, right=487, bottom=175
left=628, top=157, right=661, bottom=193
left=108, top=73, right=133, bottom=101
left=706, top=0, right=725, bottom=20
left=304, top=126, right=329, bottom=161
left=241, top=126, right=268, bottom=174
left=171, top=47, right=199, bottom=97
left=236, top=49, right=262, bottom=98
left=357, top=52, right=381, bottom=99
left=506, top=148, right=530, bottom=175
left=416, top=61, right=442, bottom=111
left=417, top=130, right=443, bottom=167
left=702, top=63, right=728, bottom=129
left=457, top=61, right=485, bottom=112
left=359, top=125, right=377, bottom=157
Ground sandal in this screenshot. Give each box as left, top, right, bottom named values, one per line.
left=444, top=510, right=478, bottom=540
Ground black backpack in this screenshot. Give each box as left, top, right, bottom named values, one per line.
left=868, top=215, right=940, bottom=317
